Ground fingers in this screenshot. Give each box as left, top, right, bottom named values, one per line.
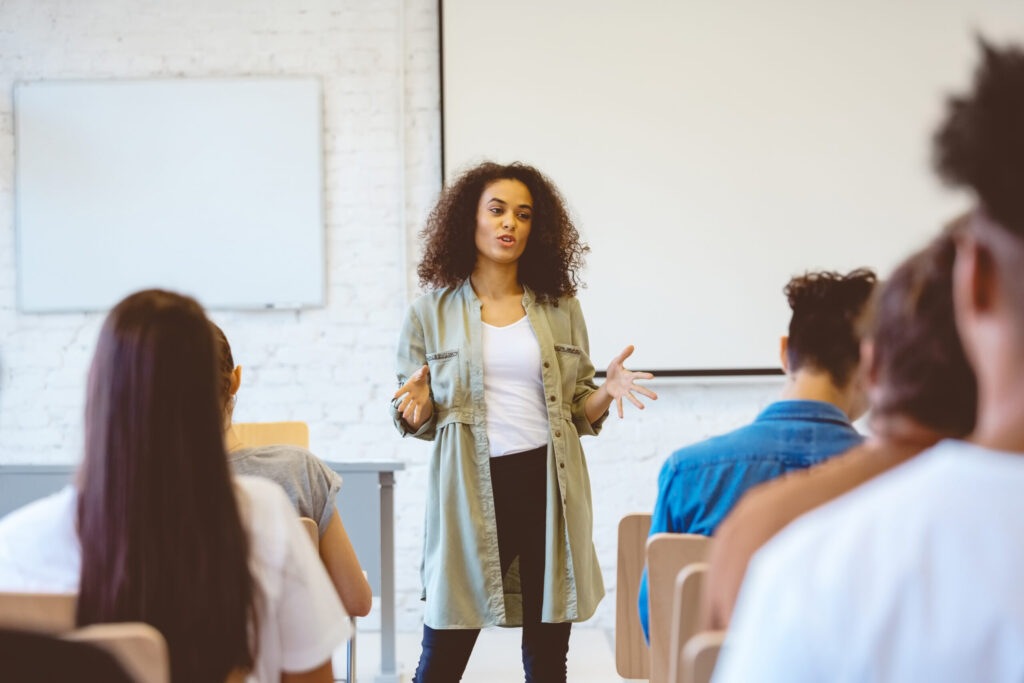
left=616, top=396, right=623, bottom=419
left=393, top=364, right=430, bottom=400
left=402, top=398, right=421, bottom=424
left=612, top=344, right=636, bottom=366
left=633, top=372, right=655, bottom=380
left=632, top=384, right=658, bottom=400
left=626, top=392, right=645, bottom=410
left=413, top=403, right=420, bottom=425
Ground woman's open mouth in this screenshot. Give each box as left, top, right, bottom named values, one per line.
left=498, top=235, right=516, bottom=247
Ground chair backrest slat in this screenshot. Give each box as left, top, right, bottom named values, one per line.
left=647, top=533, right=712, bottom=683
left=615, top=513, right=652, bottom=679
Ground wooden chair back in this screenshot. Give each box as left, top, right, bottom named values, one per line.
left=646, top=533, right=712, bottom=683
left=615, top=513, right=652, bottom=679
left=0, top=593, right=170, bottom=683
left=66, top=622, right=170, bottom=683
left=232, top=421, right=309, bottom=449
left=0, top=592, right=75, bottom=634
left=681, top=630, right=726, bottom=683
left=668, top=563, right=708, bottom=683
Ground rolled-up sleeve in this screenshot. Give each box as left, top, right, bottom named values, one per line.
left=568, top=297, right=608, bottom=436
left=390, top=304, right=438, bottom=440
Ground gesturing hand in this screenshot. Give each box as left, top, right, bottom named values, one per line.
left=605, top=345, right=657, bottom=418
left=393, top=364, right=432, bottom=429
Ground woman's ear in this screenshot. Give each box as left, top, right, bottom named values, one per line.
left=230, top=365, right=242, bottom=396
left=779, top=336, right=790, bottom=372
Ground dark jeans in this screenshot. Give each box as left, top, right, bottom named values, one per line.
left=413, top=446, right=572, bottom=683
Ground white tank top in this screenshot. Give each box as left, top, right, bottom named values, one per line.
left=481, top=315, right=550, bottom=457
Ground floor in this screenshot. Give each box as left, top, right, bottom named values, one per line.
left=337, top=627, right=634, bottom=683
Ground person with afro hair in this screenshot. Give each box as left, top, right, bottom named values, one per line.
left=716, top=39, right=1024, bottom=683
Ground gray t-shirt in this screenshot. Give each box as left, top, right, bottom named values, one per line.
left=229, top=444, right=343, bottom=536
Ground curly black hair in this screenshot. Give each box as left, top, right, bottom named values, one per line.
left=784, top=268, right=877, bottom=386
left=934, top=38, right=1024, bottom=236
left=417, top=162, right=589, bottom=301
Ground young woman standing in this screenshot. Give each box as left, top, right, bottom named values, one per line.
left=391, top=162, right=656, bottom=682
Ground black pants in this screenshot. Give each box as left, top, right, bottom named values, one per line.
left=413, top=446, right=572, bottom=683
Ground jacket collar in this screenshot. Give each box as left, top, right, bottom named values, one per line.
left=459, top=278, right=536, bottom=309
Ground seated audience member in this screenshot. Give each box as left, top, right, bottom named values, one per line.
left=214, top=323, right=373, bottom=617
left=704, top=226, right=976, bottom=630
left=714, top=41, right=1024, bottom=683
left=0, top=290, right=350, bottom=683
left=638, top=268, right=876, bottom=640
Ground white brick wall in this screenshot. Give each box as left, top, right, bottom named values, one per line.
left=0, top=0, right=784, bottom=631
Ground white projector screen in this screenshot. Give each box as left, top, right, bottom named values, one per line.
left=15, top=78, right=324, bottom=312
left=441, top=0, right=1021, bottom=373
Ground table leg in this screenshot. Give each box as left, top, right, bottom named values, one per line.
left=376, top=471, right=399, bottom=683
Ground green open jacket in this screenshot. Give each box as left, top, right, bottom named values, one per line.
left=391, top=280, right=608, bottom=628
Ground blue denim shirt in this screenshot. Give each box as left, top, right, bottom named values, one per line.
left=638, top=399, right=863, bottom=641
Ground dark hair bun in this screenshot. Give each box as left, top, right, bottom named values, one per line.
left=783, top=268, right=877, bottom=385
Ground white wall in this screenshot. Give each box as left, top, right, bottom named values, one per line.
left=0, top=0, right=782, bottom=631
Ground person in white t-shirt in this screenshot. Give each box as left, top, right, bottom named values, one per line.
left=714, top=39, right=1024, bottom=683
left=0, top=289, right=350, bottom=683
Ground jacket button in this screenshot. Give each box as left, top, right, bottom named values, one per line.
left=555, top=430, right=561, bottom=438
left=559, top=462, right=565, bottom=469
left=549, top=395, right=556, bottom=402
left=544, top=361, right=550, bottom=369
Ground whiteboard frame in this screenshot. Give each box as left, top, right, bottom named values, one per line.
left=14, top=77, right=326, bottom=313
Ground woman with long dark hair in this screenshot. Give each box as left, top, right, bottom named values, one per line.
left=0, top=290, right=350, bottom=682
left=391, top=162, right=656, bottom=681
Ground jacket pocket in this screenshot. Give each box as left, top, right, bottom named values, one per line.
left=426, top=349, right=463, bottom=415
left=554, top=344, right=581, bottom=403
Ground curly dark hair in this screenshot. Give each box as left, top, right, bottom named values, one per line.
left=783, top=268, right=877, bottom=386
left=417, top=162, right=589, bottom=301
left=934, top=38, right=1024, bottom=237
left=869, top=224, right=975, bottom=436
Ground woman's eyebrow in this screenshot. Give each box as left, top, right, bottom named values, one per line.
left=487, top=196, right=532, bottom=209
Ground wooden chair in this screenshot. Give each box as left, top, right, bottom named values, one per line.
left=680, top=630, right=726, bottom=683
left=67, top=622, right=170, bottom=683
left=0, top=592, right=75, bottom=634
left=0, top=592, right=170, bottom=683
left=646, top=534, right=712, bottom=683
left=231, top=421, right=310, bottom=450
left=615, top=513, right=651, bottom=679
left=300, top=517, right=357, bottom=683
left=667, top=563, right=708, bottom=683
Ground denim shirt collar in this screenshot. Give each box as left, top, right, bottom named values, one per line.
left=754, top=399, right=853, bottom=427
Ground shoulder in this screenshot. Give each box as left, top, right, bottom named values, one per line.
left=0, top=486, right=80, bottom=592
left=664, top=423, right=767, bottom=473
left=231, top=444, right=324, bottom=472
left=409, top=285, right=466, bottom=315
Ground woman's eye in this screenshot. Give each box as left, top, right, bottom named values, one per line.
left=490, top=208, right=502, bottom=214
left=518, top=213, right=532, bottom=220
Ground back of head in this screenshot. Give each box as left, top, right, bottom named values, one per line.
left=935, top=39, right=1024, bottom=239
left=784, top=268, right=877, bottom=386
left=77, top=289, right=256, bottom=682
left=870, top=227, right=977, bottom=436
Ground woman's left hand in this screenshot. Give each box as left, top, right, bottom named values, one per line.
left=605, top=345, right=658, bottom=418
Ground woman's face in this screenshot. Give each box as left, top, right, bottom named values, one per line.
left=474, top=179, right=533, bottom=268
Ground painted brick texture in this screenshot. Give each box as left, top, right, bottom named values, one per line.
left=0, top=0, right=784, bottom=631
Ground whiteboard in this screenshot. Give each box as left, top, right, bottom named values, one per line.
left=15, top=79, right=324, bottom=312
left=441, top=0, right=1022, bottom=372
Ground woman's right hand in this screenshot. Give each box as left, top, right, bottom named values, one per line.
left=393, top=364, right=433, bottom=430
